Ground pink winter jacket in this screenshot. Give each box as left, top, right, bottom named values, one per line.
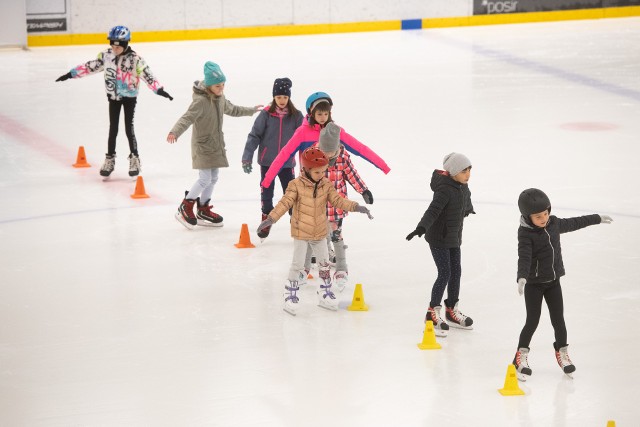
left=261, top=118, right=390, bottom=188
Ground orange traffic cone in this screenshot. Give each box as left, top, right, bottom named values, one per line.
left=72, top=146, right=91, bottom=168
left=235, top=223, right=255, bottom=248
left=130, top=176, right=150, bottom=199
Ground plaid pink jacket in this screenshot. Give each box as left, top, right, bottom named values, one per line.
left=326, top=146, right=367, bottom=222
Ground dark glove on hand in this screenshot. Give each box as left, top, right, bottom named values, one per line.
left=362, top=189, right=373, bottom=204
left=157, top=87, right=173, bottom=100
left=56, top=72, right=72, bottom=82
left=242, top=162, right=252, bottom=174
left=257, top=217, right=274, bottom=233
left=406, top=227, right=426, bottom=241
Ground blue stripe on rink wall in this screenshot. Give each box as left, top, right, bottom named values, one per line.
left=401, top=19, right=422, bottom=30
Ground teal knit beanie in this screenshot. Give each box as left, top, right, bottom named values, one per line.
left=204, top=61, right=226, bottom=86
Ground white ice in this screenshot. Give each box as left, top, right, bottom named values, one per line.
left=1, top=17, right=639, bottom=426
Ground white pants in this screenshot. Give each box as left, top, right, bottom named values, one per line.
left=289, top=238, right=330, bottom=282
left=187, top=168, right=219, bottom=202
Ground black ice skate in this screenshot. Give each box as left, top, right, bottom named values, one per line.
left=196, top=198, right=223, bottom=227
left=555, top=345, right=576, bottom=378
left=445, top=300, right=474, bottom=330
left=100, top=154, right=115, bottom=178
left=513, top=347, right=532, bottom=381
left=425, top=306, right=449, bottom=337
left=257, top=213, right=271, bottom=240
left=175, top=191, right=197, bottom=230
left=128, top=153, right=141, bottom=177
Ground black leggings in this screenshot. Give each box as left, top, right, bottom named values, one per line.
left=518, top=279, right=567, bottom=350
left=260, top=165, right=294, bottom=214
left=428, top=245, right=461, bottom=308
left=107, top=97, right=138, bottom=156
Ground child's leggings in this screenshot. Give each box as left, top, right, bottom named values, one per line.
left=187, top=168, right=219, bottom=202
left=260, top=166, right=294, bottom=214
left=518, top=279, right=567, bottom=350
left=107, top=97, right=138, bottom=156
left=429, top=245, right=461, bottom=308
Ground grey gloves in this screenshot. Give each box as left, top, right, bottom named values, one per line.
left=242, top=162, right=252, bottom=174
left=517, top=278, right=526, bottom=296
left=257, top=216, right=273, bottom=233
left=355, top=204, right=373, bottom=219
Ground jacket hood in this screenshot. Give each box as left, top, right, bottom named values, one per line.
left=192, top=80, right=220, bottom=99
left=430, top=169, right=460, bottom=192
left=520, top=215, right=534, bottom=229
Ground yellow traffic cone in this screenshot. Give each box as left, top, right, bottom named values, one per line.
left=347, top=283, right=368, bottom=311
left=606, top=421, right=616, bottom=427
left=417, top=320, right=441, bottom=350
left=498, top=364, right=525, bottom=396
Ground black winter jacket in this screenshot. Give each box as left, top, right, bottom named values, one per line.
left=517, top=214, right=601, bottom=284
left=417, top=170, right=475, bottom=248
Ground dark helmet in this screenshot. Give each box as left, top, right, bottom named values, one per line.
left=305, top=92, right=332, bottom=114
left=300, top=147, right=328, bottom=169
left=518, top=188, right=551, bottom=216
left=107, top=25, right=131, bottom=43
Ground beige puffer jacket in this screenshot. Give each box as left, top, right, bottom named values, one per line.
left=269, top=174, right=359, bottom=240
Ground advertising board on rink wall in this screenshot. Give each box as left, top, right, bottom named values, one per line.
left=474, top=0, right=640, bottom=14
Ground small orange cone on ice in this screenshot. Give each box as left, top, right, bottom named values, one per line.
left=72, top=146, right=91, bottom=168
left=130, top=176, right=150, bottom=199
left=235, top=223, right=255, bottom=248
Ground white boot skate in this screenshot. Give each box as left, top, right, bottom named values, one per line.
left=555, top=345, right=576, bottom=378
left=297, top=270, right=310, bottom=288
left=317, top=270, right=338, bottom=311
left=128, top=153, right=141, bottom=177
left=425, top=306, right=449, bottom=337
left=283, top=280, right=300, bottom=316
left=445, top=302, right=474, bottom=330
left=333, top=271, right=348, bottom=293
left=513, top=347, right=532, bottom=381
left=100, top=154, right=115, bottom=178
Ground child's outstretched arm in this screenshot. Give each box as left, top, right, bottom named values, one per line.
left=517, top=232, right=533, bottom=288
left=341, top=151, right=373, bottom=204
left=338, top=127, right=391, bottom=175
left=557, top=214, right=609, bottom=234
left=56, top=53, right=105, bottom=81
left=406, top=192, right=448, bottom=241
left=168, top=98, right=203, bottom=141
left=223, top=99, right=261, bottom=117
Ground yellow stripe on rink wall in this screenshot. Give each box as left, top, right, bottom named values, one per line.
left=27, top=6, right=640, bottom=47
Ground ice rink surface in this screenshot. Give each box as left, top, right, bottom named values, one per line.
left=1, top=16, right=639, bottom=426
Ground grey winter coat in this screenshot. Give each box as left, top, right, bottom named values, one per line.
left=242, top=106, right=303, bottom=167
left=170, top=81, right=256, bottom=169
left=517, top=214, right=601, bottom=284
left=417, top=170, right=475, bottom=248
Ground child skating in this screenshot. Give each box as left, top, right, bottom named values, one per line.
left=257, top=147, right=372, bottom=315
left=56, top=25, right=173, bottom=178
left=242, top=78, right=304, bottom=239
left=406, top=153, right=475, bottom=337
left=167, top=61, right=261, bottom=229
left=512, top=188, right=613, bottom=380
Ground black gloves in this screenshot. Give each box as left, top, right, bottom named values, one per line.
left=157, top=87, right=173, bottom=100
left=362, top=189, right=373, bottom=204
left=406, top=227, right=426, bottom=241
left=56, top=72, right=72, bottom=82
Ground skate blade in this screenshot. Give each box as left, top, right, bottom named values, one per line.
left=447, top=323, right=473, bottom=330
left=564, top=373, right=574, bottom=379
left=317, top=301, right=339, bottom=311
left=434, top=329, right=448, bottom=338
left=101, top=175, right=112, bottom=181
left=517, top=373, right=529, bottom=382
left=175, top=213, right=195, bottom=230
left=283, top=307, right=297, bottom=316
left=196, top=220, right=224, bottom=227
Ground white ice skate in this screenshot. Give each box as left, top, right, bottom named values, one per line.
left=283, top=280, right=300, bottom=316
left=445, top=303, right=474, bottom=330
left=555, top=346, right=575, bottom=379
left=333, top=271, right=348, bottom=293
left=513, top=348, right=532, bottom=382
left=317, top=283, right=338, bottom=311
left=100, top=154, right=115, bottom=180
left=425, top=306, right=449, bottom=337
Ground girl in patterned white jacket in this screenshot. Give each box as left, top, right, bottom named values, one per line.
left=56, top=25, right=173, bottom=178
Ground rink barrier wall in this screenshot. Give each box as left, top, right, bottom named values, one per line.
left=27, top=6, right=640, bottom=47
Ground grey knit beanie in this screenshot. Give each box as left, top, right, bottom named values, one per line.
left=443, top=152, right=471, bottom=176
left=318, top=122, right=341, bottom=153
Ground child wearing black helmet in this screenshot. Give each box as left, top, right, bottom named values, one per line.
left=56, top=25, right=173, bottom=178
left=513, top=188, right=613, bottom=380
left=406, top=153, right=476, bottom=337
left=257, top=147, right=372, bottom=316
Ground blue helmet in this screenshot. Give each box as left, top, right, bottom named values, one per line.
left=107, top=25, right=131, bottom=42
left=305, top=92, right=332, bottom=114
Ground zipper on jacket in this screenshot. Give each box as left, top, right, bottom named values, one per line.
left=544, top=228, right=556, bottom=280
